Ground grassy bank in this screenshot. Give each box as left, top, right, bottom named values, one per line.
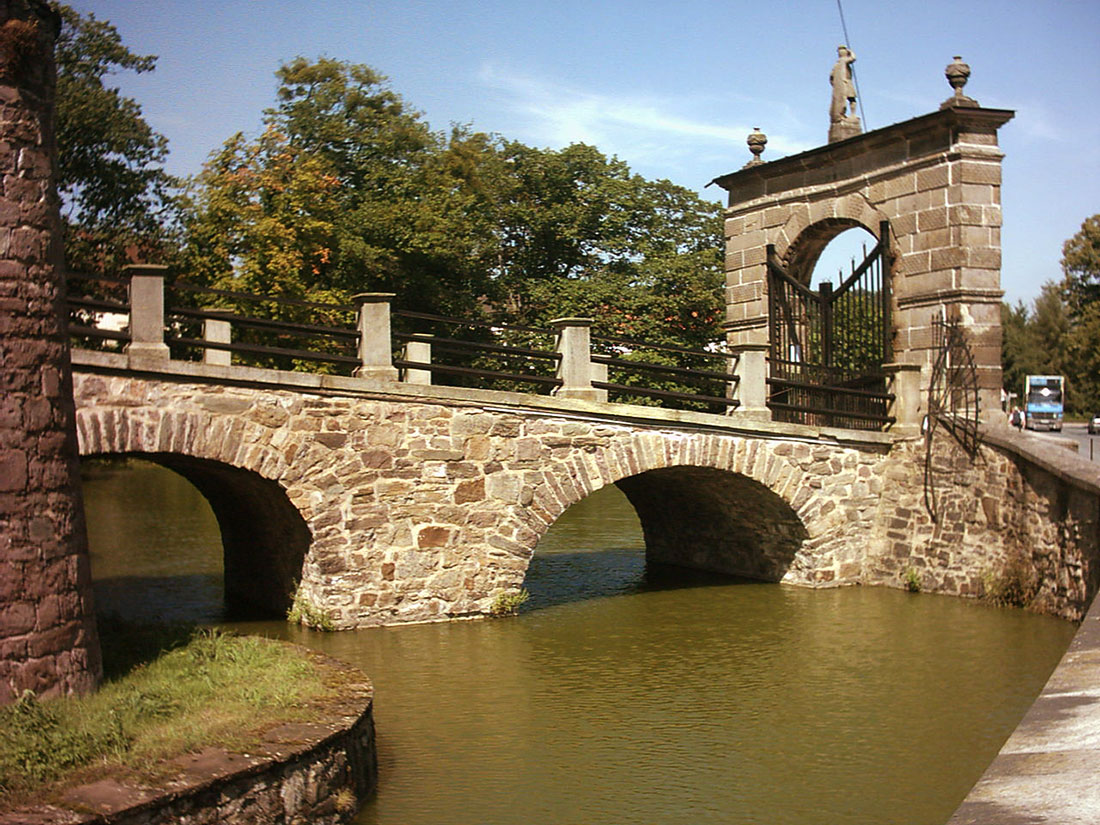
left=0, top=622, right=332, bottom=808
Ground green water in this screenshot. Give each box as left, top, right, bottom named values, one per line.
left=81, top=458, right=1076, bottom=825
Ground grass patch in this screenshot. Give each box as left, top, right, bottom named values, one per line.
left=286, top=590, right=336, bottom=632
left=902, top=567, right=922, bottom=593
left=0, top=624, right=329, bottom=808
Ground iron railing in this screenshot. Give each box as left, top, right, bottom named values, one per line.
left=64, top=270, right=737, bottom=414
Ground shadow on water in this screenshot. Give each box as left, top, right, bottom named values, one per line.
left=523, top=550, right=765, bottom=612
left=521, top=482, right=772, bottom=612
left=93, top=574, right=226, bottom=627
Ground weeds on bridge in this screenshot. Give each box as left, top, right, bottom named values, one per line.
left=902, top=567, right=922, bottom=593
left=286, top=590, right=336, bottom=631
left=489, top=588, right=530, bottom=617
left=982, top=554, right=1040, bottom=609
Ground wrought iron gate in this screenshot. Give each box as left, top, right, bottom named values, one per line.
left=766, top=220, right=893, bottom=430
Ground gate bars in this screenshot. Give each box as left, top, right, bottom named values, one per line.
left=766, top=221, right=893, bottom=430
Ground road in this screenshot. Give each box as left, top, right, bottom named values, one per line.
left=1027, top=422, right=1100, bottom=464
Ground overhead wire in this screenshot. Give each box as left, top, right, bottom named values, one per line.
left=835, top=0, right=867, bottom=127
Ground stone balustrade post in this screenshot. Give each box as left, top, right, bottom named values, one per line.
left=885, top=362, right=923, bottom=435
left=202, top=309, right=232, bottom=367
left=731, top=345, right=770, bottom=419
left=123, top=264, right=170, bottom=361
left=352, top=293, right=398, bottom=382
left=403, top=336, right=433, bottom=385
left=550, top=318, right=604, bottom=402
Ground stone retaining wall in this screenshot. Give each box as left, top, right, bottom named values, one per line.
left=865, top=429, right=1100, bottom=621
left=0, top=650, right=377, bottom=825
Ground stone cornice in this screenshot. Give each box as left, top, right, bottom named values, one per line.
left=896, top=287, right=1005, bottom=310
left=711, top=106, right=1015, bottom=205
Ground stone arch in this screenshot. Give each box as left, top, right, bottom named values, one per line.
left=780, top=217, right=885, bottom=284
left=509, top=432, right=846, bottom=592
left=76, top=406, right=310, bottom=618
left=616, top=466, right=808, bottom=580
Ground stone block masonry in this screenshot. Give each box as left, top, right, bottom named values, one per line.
left=0, top=0, right=101, bottom=702
left=71, top=362, right=1100, bottom=629
left=713, top=105, right=1015, bottom=420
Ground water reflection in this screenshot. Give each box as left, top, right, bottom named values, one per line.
left=80, top=458, right=1077, bottom=825
left=82, top=458, right=225, bottom=625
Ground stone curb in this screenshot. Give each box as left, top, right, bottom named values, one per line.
left=0, top=647, right=377, bottom=825
left=981, top=424, right=1100, bottom=497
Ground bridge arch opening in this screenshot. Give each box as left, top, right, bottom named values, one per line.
left=82, top=453, right=309, bottom=620
left=615, top=466, right=809, bottom=581
left=524, top=464, right=809, bottom=608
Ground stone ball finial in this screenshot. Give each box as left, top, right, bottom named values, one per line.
left=941, top=55, right=979, bottom=109
left=744, top=127, right=767, bottom=168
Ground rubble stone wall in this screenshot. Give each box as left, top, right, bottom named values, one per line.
left=72, top=370, right=1100, bottom=627
left=866, top=431, right=1100, bottom=621
left=73, top=372, right=890, bottom=629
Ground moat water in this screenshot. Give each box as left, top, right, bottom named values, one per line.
left=81, top=458, right=1076, bottom=825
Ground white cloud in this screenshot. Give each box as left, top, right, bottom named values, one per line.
left=476, top=63, right=813, bottom=181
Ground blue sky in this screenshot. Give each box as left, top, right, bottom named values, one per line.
left=70, top=0, right=1100, bottom=306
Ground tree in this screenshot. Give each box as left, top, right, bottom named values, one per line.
left=1062, top=214, right=1100, bottom=316
left=184, top=58, right=724, bottom=343
left=1001, top=216, right=1100, bottom=415
left=1031, top=281, right=1069, bottom=374
left=1001, top=299, right=1038, bottom=403
left=1060, top=215, right=1100, bottom=413
left=54, top=5, right=177, bottom=273
left=1064, top=302, right=1100, bottom=415
left=184, top=59, right=496, bottom=318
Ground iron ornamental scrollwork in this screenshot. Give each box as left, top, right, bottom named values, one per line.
left=923, top=314, right=981, bottom=521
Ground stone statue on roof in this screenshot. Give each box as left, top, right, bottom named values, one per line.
left=828, top=45, right=861, bottom=143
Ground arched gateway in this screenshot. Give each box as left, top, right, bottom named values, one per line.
left=712, top=99, right=1014, bottom=426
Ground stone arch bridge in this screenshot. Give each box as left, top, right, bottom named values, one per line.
left=71, top=351, right=1097, bottom=629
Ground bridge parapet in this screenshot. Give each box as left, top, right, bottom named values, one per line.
left=67, top=268, right=925, bottom=432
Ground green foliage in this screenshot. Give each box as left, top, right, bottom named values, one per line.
left=902, top=567, right=921, bottom=593
left=0, top=630, right=324, bottom=805
left=287, top=590, right=336, bottom=631
left=54, top=5, right=179, bottom=274
left=1001, top=299, right=1039, bottom=402
left=1001, top=215, right=1100, bottom=415
left=56, top=10, right=726, bottom=384
left=181, top=57, right=724, bottom=378
left=489, top=588, right=530, bottom=617
left=1062, top=214, right=1100, bottom=316
left=1064, top=302, right=1100, bottom=416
